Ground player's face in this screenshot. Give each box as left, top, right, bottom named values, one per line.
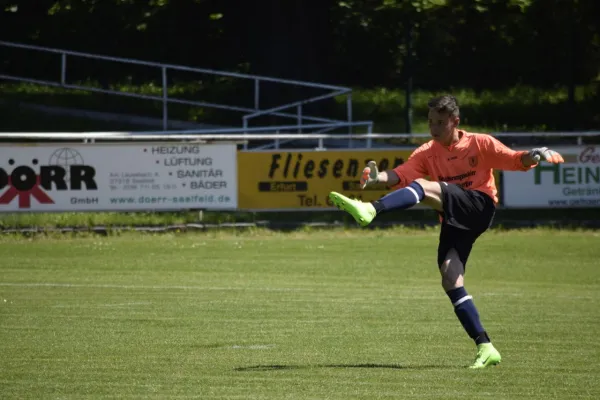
left=428, top=109, right=459, bottom=145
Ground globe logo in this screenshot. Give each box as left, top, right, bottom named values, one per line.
left=48, top=148, right=85, bottom=185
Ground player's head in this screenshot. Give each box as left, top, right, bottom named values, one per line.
left=427, top=95, right=460, bottom=145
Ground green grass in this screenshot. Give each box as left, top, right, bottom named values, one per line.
left=2, top=207, right=600, bottom=231
left=345, top=85, right=599, bottom=134
left=1, top=228, right=599, bottom=399
left=2, top=81, right=598, bottom=135
left=0, top=101, right=146, bottom=133
left=0, top=211, right=205, bottom=229
left=0, top=80, right=252, bottom=132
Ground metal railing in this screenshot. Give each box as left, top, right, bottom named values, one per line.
left=2, top=130, right=598, bottom=150
left=0, top=41, right=367, bottom=136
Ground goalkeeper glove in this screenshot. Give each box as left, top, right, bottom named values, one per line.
left=530, top=147, right=564, bottom=164
left=360, top=160, right=379, bottom=189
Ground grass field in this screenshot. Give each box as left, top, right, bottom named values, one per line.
left=1, top=228, right=600, bottom=399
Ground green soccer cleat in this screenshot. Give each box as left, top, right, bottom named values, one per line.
left=329, top=191, right=376, bottom=227
left=469, top=343, right=502, bottom=369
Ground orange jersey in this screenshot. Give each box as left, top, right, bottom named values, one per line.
left=391, top=130, right=534, bottom=204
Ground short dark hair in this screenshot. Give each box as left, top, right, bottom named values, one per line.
left=428, top=95, right=460, bottom=118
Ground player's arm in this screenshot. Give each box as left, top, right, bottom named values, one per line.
left=360, top=148, right=428, bottom=189
left=520, top=151, right=539, bottom=168
left=360, top=162, right=400, bottom=188
left=478, top=135, right=564, bottom=171
left=521, top=147, right=565, bottom=166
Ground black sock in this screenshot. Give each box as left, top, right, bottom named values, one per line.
left=474, top=331, right=491, bottom=345
left=446, top=287, right=491, bottom=345
left=371, top=182, right=425, bottom=214
left=371, top=200, right=386, bottom=214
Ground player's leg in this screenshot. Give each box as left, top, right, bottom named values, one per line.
left=436, top=185, right=501, bottom=368
left=329, top=178, right=443, bottom=226
left=374, top=178, right=444, bottom=212
left=438, top=226, right=501, bottom=369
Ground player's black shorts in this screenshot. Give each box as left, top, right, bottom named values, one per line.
left=437, top=182, right=496, bottom=269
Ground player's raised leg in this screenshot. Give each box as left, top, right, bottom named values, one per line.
left=329, top=178, right=443, bottom=226
left=373, top=178, right=444, bottom=213
left=439, top=245, right=501, bottom=369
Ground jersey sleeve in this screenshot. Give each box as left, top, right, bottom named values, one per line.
left=478, top=134, right=534, bottom=171
left=390, top=145, right=429, bottom=189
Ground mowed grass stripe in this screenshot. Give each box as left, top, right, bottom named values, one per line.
left=0, top=229, right=599, bottom=399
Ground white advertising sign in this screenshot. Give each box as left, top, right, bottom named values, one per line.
left=0, top=142, right=237, bottom=212
left=503, top=145, right=600, bottom=208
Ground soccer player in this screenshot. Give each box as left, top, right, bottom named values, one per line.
left=329, top=95, right=564, bottom=369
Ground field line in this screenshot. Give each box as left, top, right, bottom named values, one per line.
left=0, top=282, right=311, bottom=292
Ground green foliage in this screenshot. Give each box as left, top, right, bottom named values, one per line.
left=1, top=0, right=599, bottom=134
left=3, top=0, right=598, bottom=91
left=334, top=84, right=599, bottom=132
left=1, top=80, right=598, bottom=134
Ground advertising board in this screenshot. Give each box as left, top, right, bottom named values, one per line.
left=503, top=146, right=600, bottom=208
left=0, top=143, right=237, bottom=212
left=238, top=149, right=422, bottom=210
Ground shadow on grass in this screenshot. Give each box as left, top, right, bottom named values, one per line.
left=234, top=363, right=453, bottom=372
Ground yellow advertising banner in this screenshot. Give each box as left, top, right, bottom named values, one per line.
left=237, top=149, right=416, bottom=210
left=237, top=149, right=504, bottom=210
